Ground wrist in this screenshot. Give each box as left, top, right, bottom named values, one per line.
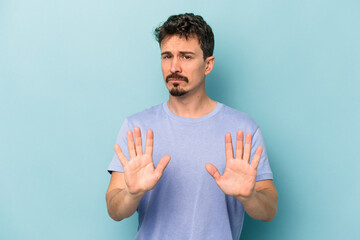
left=124, top=187, right=146, bottom=201
left=235, top=189, right=256, bottom=205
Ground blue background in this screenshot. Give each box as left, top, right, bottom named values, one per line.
left=1, top=0, right=359, bottom=239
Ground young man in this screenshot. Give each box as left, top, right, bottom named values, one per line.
left=106, top=13, right=278, bottom=239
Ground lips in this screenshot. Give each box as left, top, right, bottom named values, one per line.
left=168, top=78, right=186, bottom=82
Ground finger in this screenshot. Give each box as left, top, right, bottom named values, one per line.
left=251, top=146, right=263, bottom=169
left=235, top=130, right=244, bottom=159
left=155, top=155, right=171, bottom=177
left=127, top=130, right=136, bottom=159
left=225, top=133, right=234, bottom=160
left=144, top=129, right=154, bottom=156
left=114, top=144, right=129, bottom=167
left=134, top=127, right=143, bottom=155
left=205, top=163, right=221, bottom=181
left=243, top=133, right=252, bottom=163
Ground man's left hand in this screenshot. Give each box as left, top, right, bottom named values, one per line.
left=206, top=130, right=263, bottom=201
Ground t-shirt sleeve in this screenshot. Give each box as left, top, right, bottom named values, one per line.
left=251, top=127, right=273, bottom=181
left=107, top=118, right=132, bottom=174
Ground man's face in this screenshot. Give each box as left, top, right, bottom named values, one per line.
left=160, top=35, right=214, bottom=97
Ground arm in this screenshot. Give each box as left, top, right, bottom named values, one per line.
left=236, top=179, right=278, bottom=222
left=106, top=172, right=145, bottom=221
left=106, top=127, right=171, bottom=221
left=206, top=130, right=278, bottom=222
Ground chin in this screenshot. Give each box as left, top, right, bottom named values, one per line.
left=169, top=88, right=188, bottom=97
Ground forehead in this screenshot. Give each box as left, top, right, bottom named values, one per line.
left=160, top=35, right=202, bottom=53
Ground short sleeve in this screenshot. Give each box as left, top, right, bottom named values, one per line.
left=107, top=118, right=132, bottom=174
left=250, top=127, right=273, bottom=181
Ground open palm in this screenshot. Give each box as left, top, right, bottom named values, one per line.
left=206, top=130, right=263, bottom=198
left=114, top=127, right=170, bottom=197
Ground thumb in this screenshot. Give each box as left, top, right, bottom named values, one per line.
left=155, top=155, right=171, bottom=177
left=205, top=163, right=221, bottom=181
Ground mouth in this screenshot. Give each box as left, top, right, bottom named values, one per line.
left=168, top=78, right=186, bottom=83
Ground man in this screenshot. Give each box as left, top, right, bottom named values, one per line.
left=106, top=13, right=277, bottom=239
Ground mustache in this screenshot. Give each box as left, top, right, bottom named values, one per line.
left=166, top=73, right=189, bottom=83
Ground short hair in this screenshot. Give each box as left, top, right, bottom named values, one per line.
left=154, top=13, right=214, bottom=60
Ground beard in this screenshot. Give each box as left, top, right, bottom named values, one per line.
left=166, top=73, right=189, bottom=97
left=169, top=86, right=188, bottom=96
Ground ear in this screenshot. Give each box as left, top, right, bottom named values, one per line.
left=204, top=56, right=215, bottom=76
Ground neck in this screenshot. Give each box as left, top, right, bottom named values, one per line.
left=167, top=89, right=217, bottom=118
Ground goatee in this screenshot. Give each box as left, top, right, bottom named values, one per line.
left=169, top=87, right=188, bottom=96
left=166, top=73, right=189, bottom=97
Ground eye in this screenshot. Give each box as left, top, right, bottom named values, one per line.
left=162, top=55, right=172, bottom=59
left=183, top=55, right=191, bottom=60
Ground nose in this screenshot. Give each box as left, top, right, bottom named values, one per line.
left=170, top=58, right=182, bottom=73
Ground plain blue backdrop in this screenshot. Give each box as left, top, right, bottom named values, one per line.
left=1, top=0, right=359, bottom=239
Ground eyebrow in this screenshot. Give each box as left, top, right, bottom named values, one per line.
left=161, top=51, right=171, bottom=56
left=179, top=51, right=195, bottom=55
left=161, top=51, right=195, bottom=56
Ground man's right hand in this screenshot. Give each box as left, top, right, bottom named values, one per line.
left=114, top=127, right=171, bottom=198
left=106, top=127, right=170, bottom=221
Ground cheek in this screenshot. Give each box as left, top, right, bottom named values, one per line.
left=192, top=64, right=206, bottom=77
left=160, top=64, right=168, bottom=76
left=161, top=61, right=171, bottom=72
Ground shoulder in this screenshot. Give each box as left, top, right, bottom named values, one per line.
left=219, top=103, right=259, bottom=134
left=126, top=103, right=165, bottom=127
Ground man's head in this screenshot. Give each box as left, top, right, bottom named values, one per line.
left=154, top=14, right=215, bottom=97
left=154, top=13, right=214, bottom=60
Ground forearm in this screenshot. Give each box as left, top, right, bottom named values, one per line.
left=106, top=188, right=144, bottom=221
left=236, top=188, right=278, bottom=222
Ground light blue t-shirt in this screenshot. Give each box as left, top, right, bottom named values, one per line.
left=108, top=102, right=273, bottom=240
